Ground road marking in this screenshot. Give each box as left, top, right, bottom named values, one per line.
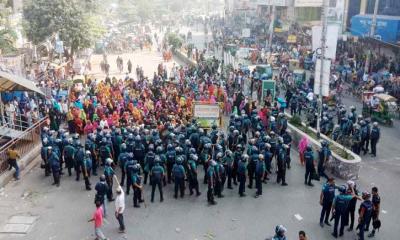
left=382, top=210, right=387, bottom=214
left=294, top=214, right=303, bottom=221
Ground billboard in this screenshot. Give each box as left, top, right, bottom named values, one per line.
left=312, top=24, right=339, bottom=60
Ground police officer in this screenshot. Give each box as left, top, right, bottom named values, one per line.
left=86, top=134, right=98, bottom=176
left=207, top=160, right=217, bottom=205
left=282, top=130, right=292, bottom=169
left=318, top=140, right=331, bottom=180
left=188, top=154, right=201, bottom=196
left=104, top=158, right=115, bottom=201
left=95, top=175, right=109, bottom=216
left=172, top=157, right=186, bottom=199
left=118, top=144, right=129, bottom=187
left=319, top=177, right=335, bottom=227
left=332, top=185, right=358, bottom=238
left=352, top=125, right=362, bottom=155
left=63, top=138, right=76, bottom=176
left=144, top=144, right=156, bottom=184
left=48, top=147, right=61, bottom=187
left=238, top=154, right=248, bottom=197
left=276, top=144, right=288, bottom=186
left=224, top=150, right=234, bottom=189
left=41, top=140, right=51, bottom=177
left=99, top=138, right=112, bottom=166
left=263, top=143, right=273, bottom=182
left=370, top=122, right=380, bottom=157
left=367, top=186, right=381, bottom=238
left=255, top=154, right=266, bottom=198
left=165, top=144, right=176, bottom=183
left=272, top=225, right=287, bottom=240
left=124, top=155, right=135, bottom=194
left=358, top=192, right=373, bottom=240
left=247, top=146, right=259, bottom=189
left=304, top=145, right=315, bottom=187
left=83, top=151, right=92, bottom=191
left=131, top=164, right=143, bottom=208
left=74, top=142, right=85, bottom=181
left=150, top=156, right=164, bottom=202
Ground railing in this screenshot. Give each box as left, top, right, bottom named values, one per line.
left=1, top=115, right=33, bottom=132
left=0, top=117, right=48, bottom=175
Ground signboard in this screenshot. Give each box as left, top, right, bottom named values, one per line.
left=312, top=24, right=339, bottom=60
left=257, top=0, right=289, bottom=6
left=313, top=59, right=331, bottom=97
left=287, top=35, right=297, bottom=43
left=261, top=80, right=276, bottom=103
left=193, top=103, right=221, bottom=128
left=294, top=0, right=322, bottom=7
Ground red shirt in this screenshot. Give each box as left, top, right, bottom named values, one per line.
left=93, top=207, right=103, bottom=228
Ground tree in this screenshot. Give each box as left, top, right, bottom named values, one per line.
left=0, top=0, right=17, bottom=55
left=23, top=0, right=105, bottom=57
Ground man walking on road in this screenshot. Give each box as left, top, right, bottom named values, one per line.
left=115, top=186, right=125, bottom=233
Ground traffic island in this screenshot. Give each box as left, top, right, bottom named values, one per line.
left=288, top=115, right=361, bottom=180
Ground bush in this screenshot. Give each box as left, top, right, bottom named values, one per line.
left=166, top=33, right=183, bottom=51
left=289, top=115, right=302, bottom=127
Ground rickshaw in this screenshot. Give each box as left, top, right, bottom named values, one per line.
left=362, top=93, right=397, bottom=126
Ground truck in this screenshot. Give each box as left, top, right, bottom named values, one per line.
left=350, top=14, right=400, bottom=44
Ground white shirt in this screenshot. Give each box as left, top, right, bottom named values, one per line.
left=115, top=190, right=125, bottom=214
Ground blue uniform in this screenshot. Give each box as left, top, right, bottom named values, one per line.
left=320, top=183, right=335, bottom=224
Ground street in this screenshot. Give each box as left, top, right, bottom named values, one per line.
left=0, top=45, right=398, bottom=240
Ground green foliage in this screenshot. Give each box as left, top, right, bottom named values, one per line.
left=289, top=115, right=302, bottom=127
left=0, top=29, right=17, bottom=54
left=23, top=0, right=105, bottom=54
left=166, top=33, right=183, bottom=51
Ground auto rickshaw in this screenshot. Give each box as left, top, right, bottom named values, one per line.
left=255, top=64, right=273, bottom=79
left=362, top=93, right=397, bottom=126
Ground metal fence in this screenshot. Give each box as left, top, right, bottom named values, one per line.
left=0, top=117, right=48, bottom=175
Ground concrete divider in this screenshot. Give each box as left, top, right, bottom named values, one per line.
left=0, top=145, right=41, bottom=187
left=288, top=122, right=361, bottom=180
left=172, top=49, right=197, bottom=66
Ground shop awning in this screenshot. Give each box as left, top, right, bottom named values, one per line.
left=0, top=70, right=44, bottom=95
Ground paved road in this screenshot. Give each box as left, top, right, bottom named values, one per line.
left=0, top=40, right=398, bottom=240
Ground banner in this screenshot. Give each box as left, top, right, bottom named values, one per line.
left=312, top=24, right=339, bottom=60
left=193, top=103, right=221, bottom=128
left=287, top=35, right=297, bottom=43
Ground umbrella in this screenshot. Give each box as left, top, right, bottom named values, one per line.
left=277, top=97, right=287, bottom=108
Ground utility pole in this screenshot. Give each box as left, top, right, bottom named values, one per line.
left=316, top=0, right=328, bottom=138
left=268, top=2, right=276, bottom=50
left=364, top=0, right=380, bottom=74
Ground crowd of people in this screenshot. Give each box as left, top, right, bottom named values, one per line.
left=1, top=15, right=381, bottom=239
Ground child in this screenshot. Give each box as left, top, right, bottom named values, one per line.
left=88, top=201, right=108, bottom=240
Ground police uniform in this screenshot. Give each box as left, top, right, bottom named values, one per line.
left=358, top=198, right=373, bottom=240
left=320, top=182, right=335, bottom=225
left=255, top=157, right=265, bottom=197
left=188, top=159, right=201, bottom=196
left=172, top=162, right=186, bottom=198
left=237, top=157, right=247, bottom=197
left=49, top=151, right=61, bottom=186
left=150, top=163, right=164, bottom=202
left=332, top=193, right=353, bottom=237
